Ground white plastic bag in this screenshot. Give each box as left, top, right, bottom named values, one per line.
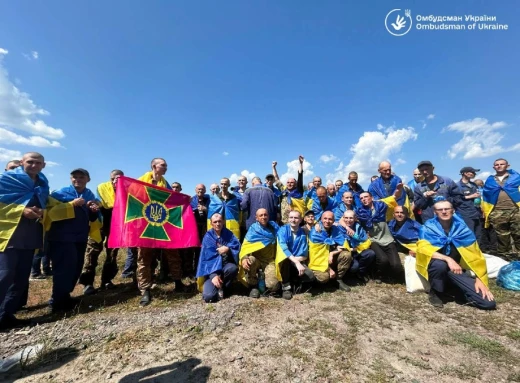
left=483, top=253, right=509, bottom=279
left=404, top=255, right=431, bottom=293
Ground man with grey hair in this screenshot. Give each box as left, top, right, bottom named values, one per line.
left=210, top=183, right=220, bottom=195
left=241, top=177, right=278, bottom=229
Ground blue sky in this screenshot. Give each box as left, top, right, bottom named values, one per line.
left=1, top=1, right=519, bottom=194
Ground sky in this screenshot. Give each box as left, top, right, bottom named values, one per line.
left=1, top=1, right=519, bottom=194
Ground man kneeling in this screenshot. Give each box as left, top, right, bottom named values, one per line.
left=416, top=201, right=496, bottom=310
left=196, top=213, right=240, bottom=303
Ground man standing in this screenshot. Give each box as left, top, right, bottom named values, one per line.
left=189, top=184, right=210, bottom=278
left=326, top=184, right=336, bottom=198
left=335, top=171, right=364, bottom=208
left=210, top=184, right=220, bottom=195
left=416, top=201, right=495, bottom=310
left=408, top=168, right=424, bottom=223
left=272, top=155, right=305, bottom=223
left=457, top=167, right=482, bottom=243
left=79, top=169, right=124, bottom=294
left=0, top=152, right=48, bottom=329
left=241, top=177, right=278, bottom=229
left=482, top=158, right=520, bottom=261
left=368, top=161, right=409, bottom=221
left=233, top=176, right=248, bottom=241
left=413, top=160, right=464, bottom=222
left=208, top=178, right=240, bottom=239
left=312, top=186, right=337, bottom=221
left=334, top=191, right=355, bottom=222
left=334, top=180, right=344, bottom=193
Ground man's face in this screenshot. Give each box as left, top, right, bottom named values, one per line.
left=360, top=193, right=372, bottom=206
left=393, top=206, right=406, bottom=222
left=304, top=213, right=315, bottom=225
left=210, top=185, right=220, bottom=195
left=286, top=178, right=296, bottom=190
left=220, top=179, right=230, bottom=192
left=307, top=182, right=313, bottom=191
left=419, top=165, right=434, bottom=179
left=327, top=185, right=335, bottom=196
left=342, top=192, right=354, bottom=206
left=413, top=170, right=422, bottom=181
left=493, top=160, right=508, bottom=174
left=211, top=216, right=223, bottom=232
left=379, top=164, right=392, bottom=180
left=288, top=212, right=302, bottom=229
left=475, top=180, right=484, bottom=188
left=335, top=181, right=343, bottom=191
left=256, top=209, right=269, bottom=226
left=21, top=155, right=45, bottom=177
left=153, top=160, right=167, bottom=176
left=342, top=212, right=356, bottom=227
left=265, top=177, right=274, bottom=187
left=196, top=185, right=206, bottom=197
left=238, top=177, right=248, bottom=188
left=463, top=171, right=476, bottom=180
left=71, top=172, right=89, bottom=190
left=172, top=183, right=182, bottom=192
left=5, top=161, right=20, bottom=171
left=313, top=177, right=322, bottom=188
left=434, top=202, right=454, bottom=222
left=348, top=174, right=358, bottom=185
left=321, top=212, right=334, bottom=229
left=317, top=189, right=328, bottom=203
left=111, top=172, right=122, bottom=189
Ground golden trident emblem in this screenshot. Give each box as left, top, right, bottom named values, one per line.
left=150, top=204, right=164, bottom=222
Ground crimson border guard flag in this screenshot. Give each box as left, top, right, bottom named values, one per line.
left=108, top=176, right=200, bottom=248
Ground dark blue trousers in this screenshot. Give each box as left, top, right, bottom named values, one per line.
left=0, top=249, right=35, bottom=320
left=349, top=249, right=376, bottom=276
left=202, top=263, right=238, bottom=303
left=428, top=259, right=496, bottom=310
left=121, top=247, right=137, bottom=277
left=48, top=241, right=87, bottom=307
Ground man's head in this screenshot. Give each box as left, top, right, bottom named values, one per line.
left=321, top=211, right=334, bottom=230
left=412, top=168, right=423, bottom=183
left=110, top=169, right=124, bottom=189
left=378, top=161, right=392, bottom=181
left=341, top=191, right=354, bottom=206
left=307, top=182, right=313, bottom=191
left=474, top=179, right=484, bottom=188
left=20, top=152, right=45, bottom=179
left=256, top=208, right=269, bottom=226
left=288, top=210, right=302, bottom=229
left=304, top=210, right=315, bottom=225
left=460, top=166, right=480, bottom=180
left=434, top=200, right=454, bottom=223
left=70, top=168, right=90, bottom=191
left=359, top=191, right=373, bottom=207
left=210, top=213, right=224, bottom=233
left=171, top=182, right=182, bottom=192
left=286, top=177, right=296, bottom=191
left=5, top=160, right=21, bottom=171
left=393, top=205, right=409, bottom=223
left=335, top=180, right=343, bottom=191
left=151, top=158, right=167, bottom=176
left=341, top=210, right=356, bottom=227
left=312, top=176, right=322, bottom=188
left=348, top=172, right=358, bottom=185
left=210, top=183, right=220, bottom=195
left=316, top=186, right=328, bottom=203
left=220, top=178, right=230, bottom=192
left=370, top=175, right=378, bottom=182
left=195, top=184, right=206, bottom=197
left=251, top=176, right=262, bottom=186
left=493, top=158, right=509, bottom=176
left=326, top=184, right=336, bottom=196
left=265, top=174, right=275, bottom=187
left=417, top=161, right=434, bottom=180
left=237, top=176, right=248, bottom=189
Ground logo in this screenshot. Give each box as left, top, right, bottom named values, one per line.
left=385, top=9, right=413, bottom=36
left=143, top=201, right=168, bottom=226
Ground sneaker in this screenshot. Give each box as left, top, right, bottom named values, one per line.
left=140, top=290, right=151, bottom=307
left=30, top=274, right=47, bottom=281
left=83, top=285, right=96, bottom=296
left=282, top=283, right=293, bottom=300
left=249, top=288, right=260, bottom=299
left=337, top=280, right=351, bottom=292
left=428, top=290, right=444, bottom=308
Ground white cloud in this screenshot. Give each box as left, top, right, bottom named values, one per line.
left=476, top=171, right=492, bottom=181
left=46, top=160, right=60, bottom=167
left=0, top=147, right=22, bottom=162
left=395, top=158, right=406, bottom=166
left=31, top=51, right=39, bottom=60
left=23, top=51, right=39, bottom=61
left=319, top=154, right=339, bottom=164
left=326, top=127, right=418, bottom=185
left=376, top=123, right=385, bottom=130
left=0, top=48, right=8, bottom=55
left=222, top=151, right=229, bottom=156
left=445, top=118, right=520, bottom=159
left=280, top=159, right=314, bottom=184
left=0, top=127, right=62, bottom=148
left=427, top=114, right=435, bottom=120
left=229, top=169, right=257, bottom=185
left=0, top=56, right=65, bottom=140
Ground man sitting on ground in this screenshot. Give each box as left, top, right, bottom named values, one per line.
left=416, top=201, right=496, bottom=310
left=388, top=206, right=421, bottom=256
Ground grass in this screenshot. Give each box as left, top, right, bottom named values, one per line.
left=507, top=329, right=520, bottom=341
left=450, top=331, right=508, bottom=360
left=366, top=358, right=396, bottom=383
left=438, top=363, right=481, bottom=379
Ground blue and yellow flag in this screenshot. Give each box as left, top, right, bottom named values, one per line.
left=97, top=181, right=116, bottom=209
left=275, top=224, right=308, bottom=280
left=0, top=167, right=50, bottom=251
left=311, top=197, right=337, bottom=221
left=416, top=214, right=488, bottom=286
left=308, top=223, right=346, bottom=272
left=368, top=176, right=412, bottom=221
left=337, top=223, right=371, bottom=253
left=282, top=188, right=306, bottom=217
left=482, top=170, right=520, bottom=227
left=207, top=194, right=240, bottom=239
left=388, top=218, right=421, bottom=252
left=196, top=227, right=240, bottom=291
left=138, top=171, right=171, bottom=190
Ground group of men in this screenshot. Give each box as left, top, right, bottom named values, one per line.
left=2, top=152, right=519, bottom=330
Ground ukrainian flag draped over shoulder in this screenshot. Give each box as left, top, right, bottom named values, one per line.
left=284, top=189, right=306, bottom=216
left=97, top=181, right=115, bottom=209
left=416, top=214, right=488, bottom=286
left=337, top=223, right=371, bottom=252
left=482, top=170, right=520, bottom=227
left=138, top=172, right=171, bottom=190
left=207, top=194, right=240, bottom=239
left=388, top=218, right=421, bottom=252
left=0, top=167, right=49, bottom=252
left=46, top=185, right=103, bottom=243
left=308, top=223, right=346, bottom=272
left=275, top=224, right=308, bottom=280
left=368, top=176, right=412, bottom=221
left=196, top=228, right=240, bottom=291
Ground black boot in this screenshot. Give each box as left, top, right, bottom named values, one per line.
left=428, top=289, right=444, bottom=308
left=140, top=290, right=151, bottom=307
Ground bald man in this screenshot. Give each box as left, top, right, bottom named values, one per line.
left=368, top=161, right=407, bottom=221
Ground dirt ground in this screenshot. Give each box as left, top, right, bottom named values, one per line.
left=1, top=254, right=519, bottom=383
